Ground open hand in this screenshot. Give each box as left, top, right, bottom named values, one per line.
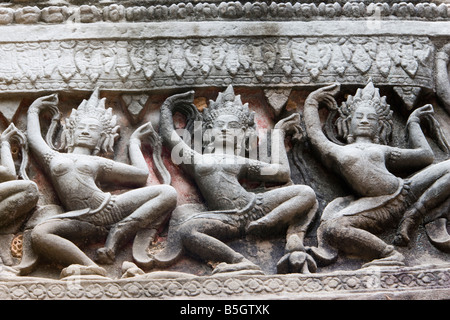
left=28, top=94, right=59, bottom=115
left=410, top=104, right=434, bottom=120
left=306, top=83, right=340, bottom=110
left=130, top=122, right=158, bottom=142
left=274, top=113, right=303, bottom=141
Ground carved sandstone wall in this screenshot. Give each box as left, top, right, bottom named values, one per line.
left=0, top=0, right=448, bottom=300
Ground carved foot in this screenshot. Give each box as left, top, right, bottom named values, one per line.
left=277, top=251, right=317, bottom=274
left=245, top=218, right=274, bottom=237
left=60, top=264, right=108, bottom=279
left=0, top=265, right=19, bottom=277
left=245, top=220, right=264, bottom=236
left=393, top=217, right=416, bottom=247
left=306, top=245, right=338, bottom=267
left=121, top=261, right=145, bottom=279
left=95, top=247, right=115, bottom=265
left=392, top=233, right=411, bottom=247
left=361, top=246, right=405, bottom=268
left=211, top=259, right=265, bottom=276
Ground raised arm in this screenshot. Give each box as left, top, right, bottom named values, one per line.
left=27, top=94, right=59, bottom=163
left=436, top=44, right=450, bottom=114
left=159, top=91, right=202, bottom=175
left=0, top=124, right=20, bottom=181
left=303, top=83, right=344, bottom=168
left=386, top=104, right=435, bottom=170
left=98, top=122, right=161, bottom=187
left=245, top=113, right=301, bottom=183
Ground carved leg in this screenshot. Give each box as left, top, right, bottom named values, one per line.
left=313, top=215, right=405, bottom=268
left=393, top=203, right=426, bottom=247
left=307, top=219, right=338, bottom=266
left=396, top=164, right=450, bottom=246
left=30, top=219, right=107, bottom=272
left=246, top=185, right=317, bottom=236
left=278, top=199, right=319, bottom=274
left=95, top=185, right=177, bottom=264
left=0, top=180, right=39, bottom=232
left=180, top=218, right=263, bottom=275
left=0, top=181, right=39, bottom=269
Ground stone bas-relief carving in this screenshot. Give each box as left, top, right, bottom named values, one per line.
left=0, top=36, right=434, bottom=97
left=0, top=83, right=447, bottom=298
left=0, top=0, right=448, bottom=300
left=304, top=80, right=450, bottom=269
left=141, top=85, right=318, bottom=275
left=0, top=124, right=38, bottom=269
left=17, top=89, right=177, bottom=278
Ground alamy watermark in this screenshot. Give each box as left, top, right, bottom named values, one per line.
left=169, top=121, right=289, bottom=176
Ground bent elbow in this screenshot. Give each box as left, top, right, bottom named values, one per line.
left=135, top=169, right=150, bottom=185
left=422, top=150, right=435, bottom=166
left=0, top=167, right=16, bottom=181
left=272, top=165, right=291, bottom=183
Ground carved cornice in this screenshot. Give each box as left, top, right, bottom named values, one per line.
left=0, top=33, right=436, bottom=94
left=0, top=264, right=449, bottom=299
left=0, top=2, right=447, bottom=25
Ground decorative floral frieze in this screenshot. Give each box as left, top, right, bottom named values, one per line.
left=0, top=264, right=448, bottom=299
left=0, top=36, right=434, bottom=93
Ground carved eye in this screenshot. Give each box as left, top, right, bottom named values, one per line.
left=228, top=121, right=241, bottom=129
left=354, top=113, right=364, bottom=119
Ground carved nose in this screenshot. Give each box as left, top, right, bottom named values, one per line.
left=360, top=117, right=369, bottom=124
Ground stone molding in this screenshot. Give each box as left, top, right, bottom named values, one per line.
left=0, top=0, right=448, bottom=301
left=0, top=2, right=448, bottom=26
left=0, top=29, right=438, bottom=94
left=0, top=264, right=449, bottom=299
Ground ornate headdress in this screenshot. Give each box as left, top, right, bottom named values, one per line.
left=201, top=85, right=257, bottom=154
left=336, top=80, right=393, bottom=144
left=202, top=85, right=255, bottom=130
left=60, top=88, right=120, bottom=154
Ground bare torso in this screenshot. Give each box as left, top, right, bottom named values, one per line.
left=48, top=153, right=108, bottom=210
left=194, top=153, right=253, bottom=211
left=335, top=143, right=400, bottom=197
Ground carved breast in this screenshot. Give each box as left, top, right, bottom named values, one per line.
left=50, top=156, right=73, bottom=177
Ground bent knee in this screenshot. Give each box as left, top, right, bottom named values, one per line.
left=25, top=181, right=39, bottom=201
left=161, top=185, right=178, bottom=199
left=319, top=217, right=351, bottom=238
left=158, top=185, right=178, bottom=207
left=292, top=185, right=317, bottom=205
left=30, top=221, right=54, bottom=245
left=12, top=180, right=39, bottom=199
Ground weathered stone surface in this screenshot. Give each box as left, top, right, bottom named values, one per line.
left=0, top=0, right=448, bottom=301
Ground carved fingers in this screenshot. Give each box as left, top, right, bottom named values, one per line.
left=29, top=93, right=59, bottom=115
left=307, top=82, right=341, bottom=110
left=410, top=104, right=450, bottom=154
left=163, top=90, right=196, bottom=112
left=274, top=113, right=300, bottom=131
left=412, top=104, right=434, bottom=118
left=131, top=122, right=158, bottom=142
left=1, top=123, right=17, bottom=143
left=1, top=123, right=26, bottom=146
left=274, top=113, right=304, bottom=142
left=407, top=104, right=434, bottom=125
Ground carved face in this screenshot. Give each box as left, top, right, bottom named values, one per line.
left=350, top=104, right=379, bottom=141
left=210, top=114, right=245, bottom=152
left=73, top=117, right=103, bottom=150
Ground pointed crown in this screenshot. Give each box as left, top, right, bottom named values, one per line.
left=336, top=79, right=393, bottom=145
left=68, top=88, right=118, bottom=133
left=202, top=85, right=255, bottom=129
left=342, top=79, right=391, bottom=119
